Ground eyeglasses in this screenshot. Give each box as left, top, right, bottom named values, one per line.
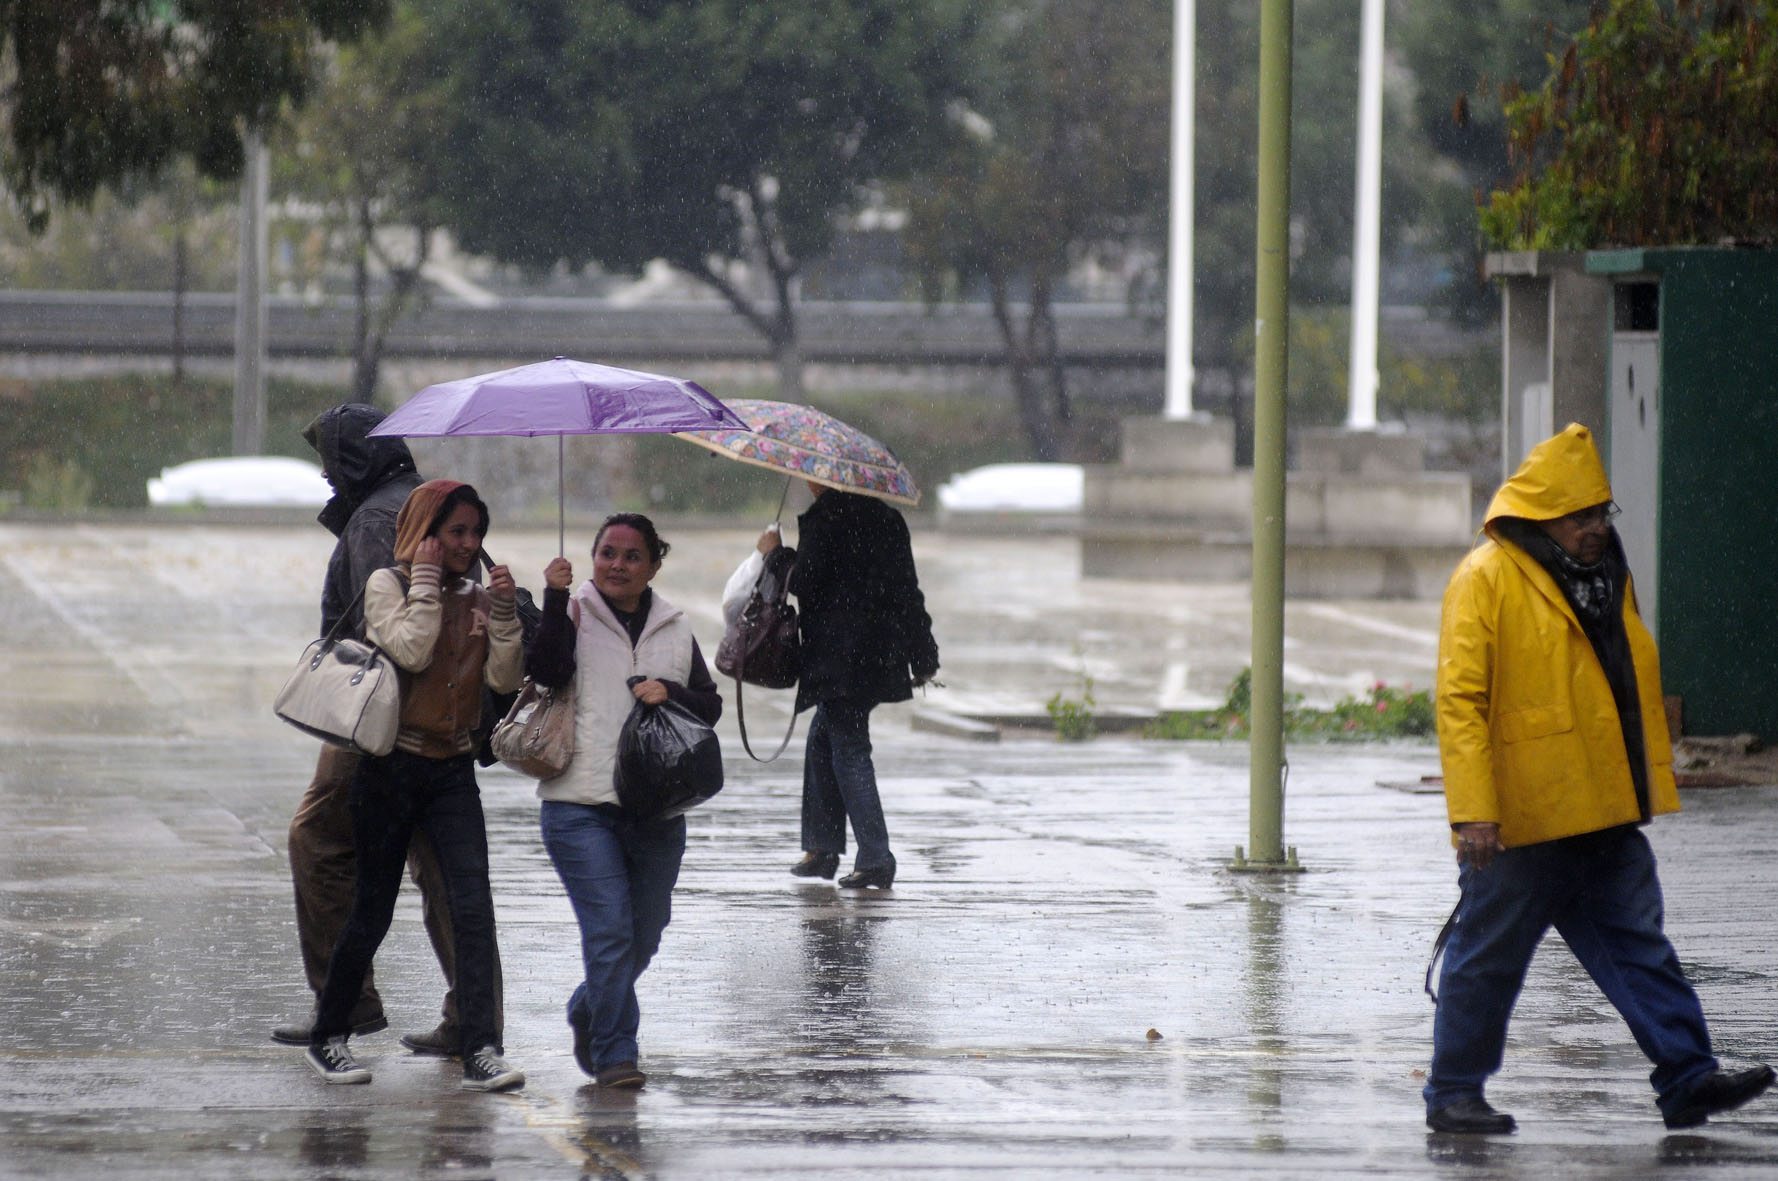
left=1563, top=501, right=1621, bottom=528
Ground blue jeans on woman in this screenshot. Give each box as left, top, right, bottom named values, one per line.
left=539, top=800, right=685, bottom=1071
left=1425, top=825, right=1718, bottom=1122
left=313, top=751, right=501, bottom=1056
left=800, top=697, right=893, bottom=874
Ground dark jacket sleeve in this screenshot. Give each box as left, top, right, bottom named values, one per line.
left=881, top=510, right=939, bottom=680
left=321, top=501, right=401, bottom=639
left=525, top=586, right=578, bottom=689
left=662, top=640, right=723, bottom=726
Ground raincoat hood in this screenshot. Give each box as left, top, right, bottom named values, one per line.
left=304, top=403, right=418, bottom=536
left=1484, top=422, right=1613, bottom=527
left=392, top=479, right=475, bottom=566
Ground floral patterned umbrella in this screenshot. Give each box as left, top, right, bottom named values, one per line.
left=673, top=399, right=920, bottom=507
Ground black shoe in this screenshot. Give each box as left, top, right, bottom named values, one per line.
left=272, top=1001, right=388, bottom=1046
left=399, top=1022, right=459, bottom=1058
left=568, top=1001, right=596, bottom=1078
left=1427, top=1097, right=1516, bottom=1134
left=791, top=852, right=840, bottom=879
left=595, top=1060, right=646, bottom=1089
left=838, top=864, right=895, bottom=890
left=1664, top=1064, right=1776, bottom=1129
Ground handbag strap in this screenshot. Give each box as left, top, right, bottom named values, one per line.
left=731, top=675, right=799, bottom=762
left=319, top=578, right=372, bottom=646
left=732, top=540, right=798, bottom=762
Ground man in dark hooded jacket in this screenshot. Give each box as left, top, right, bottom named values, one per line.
left=271, top=403, right=503, bottom=1054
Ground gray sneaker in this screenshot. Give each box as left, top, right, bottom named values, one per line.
left=461, top=1045, right=524, bottom=1092
left=305, top=1036, right=371, bottom=1085
left=272, top=999, right=388, bottom=1046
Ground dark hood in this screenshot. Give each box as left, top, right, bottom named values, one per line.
left=303, top=403, right=418, bottom=536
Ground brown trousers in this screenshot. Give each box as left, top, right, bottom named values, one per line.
left=286, top=743, right=503, bottom=1032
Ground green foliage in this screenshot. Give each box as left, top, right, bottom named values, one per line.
left=275, top=5, right=452, bottom=398
left=21, top=455, right=94, bottom=511
left=1280, top=308, right=1500, bottom=429
left=0, top=375, right=348, bottom=509
left=1146, top=669, right=1435, bottom=743
left=1045, top=660, right=1097, bottom=742
left=0, top=165, right=237, bottom=291
left=1481, top=0, right=1778, bottom=249
left=410, top=0, right=972, bottom=391
left=1394, top=1, right=1595, bottom=319
left=901, top=0, right=1171, bottom=458
left=0, top=373, right=1102, bottom=515
left=1, top=1, right=392, bottom=225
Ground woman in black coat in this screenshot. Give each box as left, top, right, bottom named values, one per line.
left=759, top=483, right=939, bottom=888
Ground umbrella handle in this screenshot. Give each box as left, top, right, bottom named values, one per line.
left=773, top=476, right=791, bottom=526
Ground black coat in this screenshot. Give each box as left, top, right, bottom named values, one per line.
left=786, top=490, right=939, bottom=713
left=305, top=403, right=422, bottom=639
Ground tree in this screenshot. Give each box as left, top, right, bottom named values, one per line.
left=1394, top=0, right=1594, bottom=318
left=277, top=5, right=449, bottom=400
left=0, top=0, right=391, bottom=227
left=415, top=0, right=972, bottom=397
left=1480, top=0, right=1778, bottom=249
left=903, top=0, right=1171, bottom=460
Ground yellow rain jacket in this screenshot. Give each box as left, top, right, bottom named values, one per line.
left=1436, top=423, right=1677, bottom=848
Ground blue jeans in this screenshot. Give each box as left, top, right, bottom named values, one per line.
left=800, top=698, right=893, bottom=873
left=1425, top=826, right=1718, bottom=1120
left=539, top=801, right=685, bottom=1069
left=313, top=751, right=501, bottom=1056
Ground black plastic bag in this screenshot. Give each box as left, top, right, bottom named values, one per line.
left=614, top=679, right=724, bottom=822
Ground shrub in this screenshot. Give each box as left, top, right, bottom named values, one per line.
left=1146, top=669, right=1434, bottom=742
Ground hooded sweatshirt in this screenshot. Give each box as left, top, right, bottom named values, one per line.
left=1435, top=423, right=1677, bottom=848
left=303, top=403, right=421, bottom=639
left=362, top=480, right=523, bottom=758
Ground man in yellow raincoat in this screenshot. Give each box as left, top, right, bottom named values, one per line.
left=1424, top=424, right=1772, bottom=1134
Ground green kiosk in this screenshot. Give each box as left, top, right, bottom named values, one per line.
left=1585, top=247, right=1778, bottom=739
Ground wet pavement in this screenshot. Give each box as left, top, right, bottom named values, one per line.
left=3, top=520, right=1777, bottom=1178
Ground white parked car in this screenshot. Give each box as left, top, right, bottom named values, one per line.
left=935, top=462, right=1084, bottom=514
left=147, top=456, right=332, bottom=508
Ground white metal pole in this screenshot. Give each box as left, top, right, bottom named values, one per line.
left=1163, top=0, right=1196, bottom=420
left=1345, top=0, right=1383, bottom=432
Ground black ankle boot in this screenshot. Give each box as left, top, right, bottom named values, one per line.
left=790, top=852, right=840, bottom=879
left=838, top=864, right=895, bottom=889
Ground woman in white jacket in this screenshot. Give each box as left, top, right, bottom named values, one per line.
left=526, top=514, right=721, bottom=1089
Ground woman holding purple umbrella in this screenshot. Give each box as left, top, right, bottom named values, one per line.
left=759, top=482, right=939, bottom=890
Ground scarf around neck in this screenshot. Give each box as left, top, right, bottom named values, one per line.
left=1496, top=517, right=1620, bottom=629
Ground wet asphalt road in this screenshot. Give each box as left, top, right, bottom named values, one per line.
left=3, top=520, right=1777, bottom=1179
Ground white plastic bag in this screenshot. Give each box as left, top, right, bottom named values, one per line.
left=722, top=548, right=766, bottom=631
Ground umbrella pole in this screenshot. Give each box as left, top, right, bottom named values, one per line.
left=558, top=435, right=566, bottom=557
left=773, top=476, right=792, bottom=526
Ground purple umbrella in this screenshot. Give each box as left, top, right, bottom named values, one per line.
left=369, top=357, right=748, bottom=551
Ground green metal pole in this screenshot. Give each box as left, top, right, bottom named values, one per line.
left=1236, top=0, right=1298, bottom=873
